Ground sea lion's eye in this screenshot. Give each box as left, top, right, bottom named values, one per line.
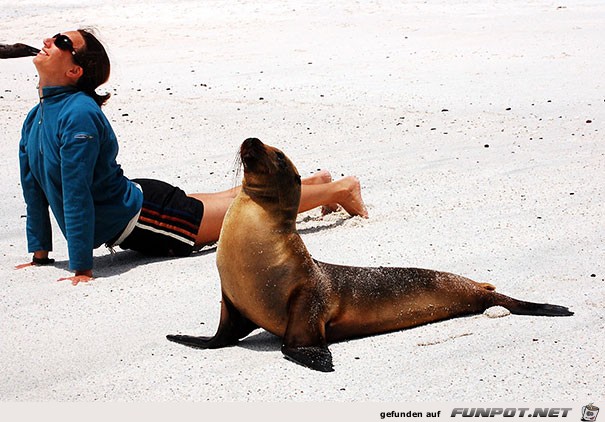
left=275, top=151, right=286, bottom=167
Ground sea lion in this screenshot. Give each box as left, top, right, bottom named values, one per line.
left=167, top=138, right=573, bottom=372
left=0, top=43, right=39, bottom=59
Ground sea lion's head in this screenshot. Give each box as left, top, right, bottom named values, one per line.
left=239, top=138, right=301, bottom=213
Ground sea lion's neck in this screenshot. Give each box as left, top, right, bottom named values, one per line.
left=242, top=182, right=279, bottom=202
left=242, top=182, right=299, bottom=223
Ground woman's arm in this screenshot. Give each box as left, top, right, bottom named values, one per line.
left=60, top=108, right=102, bottom=277
left=19, top=131, right=53, bottom=257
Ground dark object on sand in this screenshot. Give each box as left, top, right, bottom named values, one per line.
left=0, top=43, right=40, bottom=59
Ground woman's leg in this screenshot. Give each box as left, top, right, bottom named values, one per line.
left=298, top=176, right=367, bottom=217
left=300, top=170, right=338, bottom=214
left=188, top=189, right=236, bottom=246
left=189, top=172, right=367, bottom=247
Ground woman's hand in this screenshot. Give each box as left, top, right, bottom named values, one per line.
left=58, top=269, right=93, bottom=286
left=15, top=251, right=55, bottom=269
left=16, top=254, right=93, bottom=285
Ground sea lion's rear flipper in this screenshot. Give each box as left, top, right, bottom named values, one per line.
left=281, top=288, right=334, bottom=372
left=167, top=294, right=258, bottom=349
left=490, top=292, right=574, bottom=317
left=0, top=43, right=40, bottom=59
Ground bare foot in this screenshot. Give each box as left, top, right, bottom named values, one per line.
left=337, top=176, right=369, bottom=218
left=303, top=170, right=339, bottom=214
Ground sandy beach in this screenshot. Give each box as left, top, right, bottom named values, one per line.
left=1, top=0, right=603, bottom=407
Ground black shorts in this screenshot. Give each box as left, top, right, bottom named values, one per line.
left=117, top=178, right=204, bottom=257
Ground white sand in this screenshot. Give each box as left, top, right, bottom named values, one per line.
left=1, top=0, right=603, bottom=403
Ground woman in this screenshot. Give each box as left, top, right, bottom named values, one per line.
left=18, top=29, right=368, bottom=285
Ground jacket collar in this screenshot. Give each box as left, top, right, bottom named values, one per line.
left=39, top=85, right=78, bottom=101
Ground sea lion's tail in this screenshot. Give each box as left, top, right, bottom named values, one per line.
left=489, top=292, right=574, bottom=316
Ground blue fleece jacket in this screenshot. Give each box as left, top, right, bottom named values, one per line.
left=19, top=86, right=143, bottom=271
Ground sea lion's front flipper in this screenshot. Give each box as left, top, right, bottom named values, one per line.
left=281, top=288, right=334, bottom=372
left=167, top=294, right=258, bottom=349
left=282, top=345, right=333, bottom=372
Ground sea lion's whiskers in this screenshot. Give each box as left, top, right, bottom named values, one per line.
left=230, top=151, right=243, bottom=189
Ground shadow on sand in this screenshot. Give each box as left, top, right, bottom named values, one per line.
left=48, top=216, right=349, bottom=278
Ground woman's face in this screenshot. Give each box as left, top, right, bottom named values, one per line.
left=34, top=31, right=85, bottom=82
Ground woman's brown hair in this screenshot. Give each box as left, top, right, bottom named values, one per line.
left=75, top=28, right=111, bottom=106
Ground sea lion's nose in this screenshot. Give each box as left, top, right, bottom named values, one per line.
left=241, top=137, right=263, bottom=152
left=240, top=138, right=265, bottom=170
left=241, top=137, right=264, bottom=157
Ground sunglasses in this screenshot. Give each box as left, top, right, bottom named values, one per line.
left=52, top=33, right=79, bottom=61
